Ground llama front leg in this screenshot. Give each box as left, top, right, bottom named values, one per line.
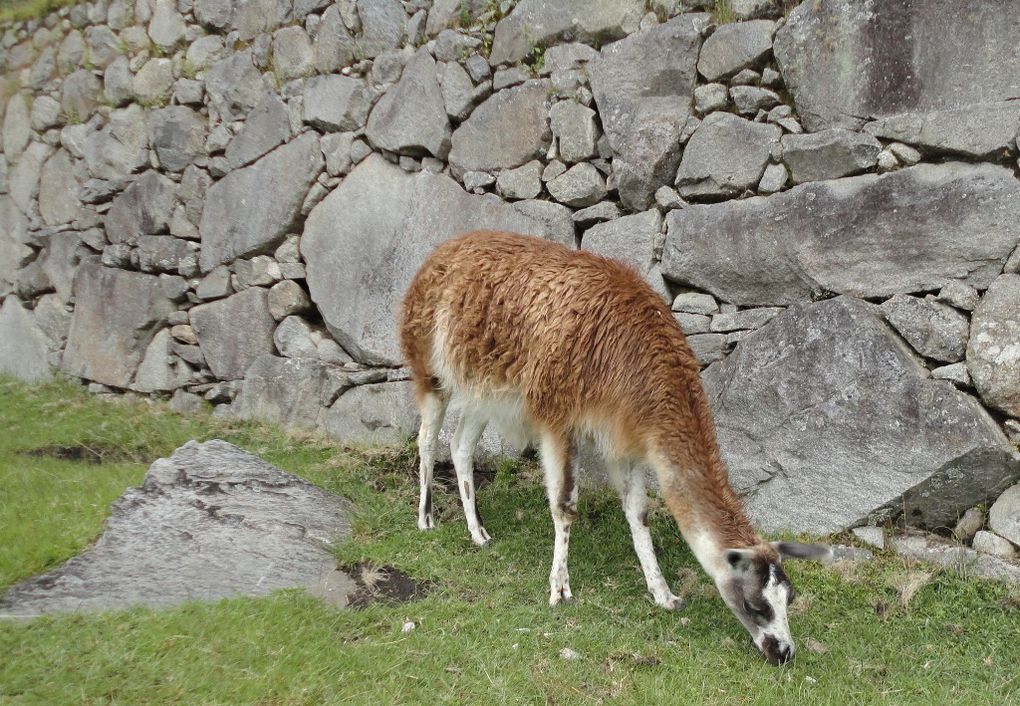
left=540, top=432, right=578, bottom=606
left=451, top=413, right=491, bottom=547
left=417, top=392, right=448, bottom=530
left=609, top=461, right=684, bottom=610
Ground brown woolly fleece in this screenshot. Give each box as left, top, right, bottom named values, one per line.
left=400, top=231, right=761, bottom=549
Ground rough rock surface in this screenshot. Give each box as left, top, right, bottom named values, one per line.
left=702, top=296, right=1020, bottom=533
left=199, top=133, right=322, bottom=271
left=880, top=294, right=970, bottom=363
left=366, top=48, right=451, bottom=159
left=319, top=381, right=419, bottom=445
left=302, top=155, right=558, bottom=365
left=864, top=104, right=1020, bottom=159
left=0, top=297, right=53, bottom=382
left=663, top=163, right=1020, bottom=305
left=224, top=93, right=291, bottom=169
left=489, top=0, right=644, bottom=66
left=448, top=80, right=551, bottom=175
left=989, top=483, right=1020, bottom=548
left=675, top=112, right=780, bottom=199
left=966, top=275, right=1020, bottom=417
left=781, top=129, right=882, bottom=184
left=105, top=170, right=177, bottom=244
left=61, top=264, right=177, bottom=388
left=589, top=14, right=704, bottom=209
left=697, top=19, right=775, bottom=81
left=0, top=441, right=351, bottom=615
left=774, top=0, right=1020, bottom=133
left=235, top=355, right=331, bottom=429
left=190, top=288, right=277, bottom=380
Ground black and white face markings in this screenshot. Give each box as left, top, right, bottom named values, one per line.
left=723, top=552, right=797, bottom=666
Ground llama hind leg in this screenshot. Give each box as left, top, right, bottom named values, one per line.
left=417, top=392, right=448, bottom=530
left=451, top=412, right=491, bottom=546
left=540, top=431, right=578, bottom=606
left=608, top=460, right=683, bottom=610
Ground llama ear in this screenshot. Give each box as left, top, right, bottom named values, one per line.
left=724, top=548, right=755, bottom=571
left=772, top=541, right=832, bottom=562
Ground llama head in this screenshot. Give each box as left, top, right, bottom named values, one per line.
left=717, top=541, right=831, bottom=665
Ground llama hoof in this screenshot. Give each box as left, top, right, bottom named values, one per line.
left=417, top=515, right=434, bottom=531
left=657, top=594, right=685, bottom=611
left=472, top=527, right=492, bottom=547
left=549, top=588, right=575, bottom=606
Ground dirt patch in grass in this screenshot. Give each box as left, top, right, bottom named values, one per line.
left=344, top=562, right=428, bottom=607
left=433, top=463, right=496, bottom=492
left=20, top=444, right=150, bottom=465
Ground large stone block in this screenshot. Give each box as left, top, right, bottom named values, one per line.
left=235, top=354, right=330, bottom=429
left=675, top=112, right=780, bottom=199
left=199, top=133, right=322, bottom=271
left=302, top=155, right=563, bottom=365
left=967, top=274, right=1020, bottom=417
left=703, top=296, right=1020, bottom=533
left=448, top=80, right=551, bottom=175
left=0, top=196, right=30, bottom=296
left=663, top=163, right=1020, bottom=306
left=366, top=48, right=451, bottom=159
left=105, top=170, right=177, bottom=245
left=319, top=381, right=419, bottom=446
left=190, top=287, right=277, bottom=380
left=61, top=264, right=178, bottom=387
left=589, top=14, right=705, bottom=210
left=0, top=297, right=53, bottom=382
left=489, top=0, right=644, bottom=66
left=774, top=0, right=1020, bottom=134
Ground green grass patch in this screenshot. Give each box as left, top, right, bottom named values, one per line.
left=1, top=376, right=1019, bottom=704
left=0, top=0, right=76, bottom=24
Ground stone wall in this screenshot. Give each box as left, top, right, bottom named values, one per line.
left=1, top=0, right=1019, bottom=534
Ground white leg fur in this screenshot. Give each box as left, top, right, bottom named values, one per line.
left=417, top=393, right=448, bottom=530
left=451, top=412, right=491, bottom=546
left=608, top=460, right=683, bottom=610
left=541, top=433, right=577, bottom=606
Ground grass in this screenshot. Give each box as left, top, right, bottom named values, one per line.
left=0, top=0, right=75, bottom=24
left=1, top=376, right=1019, bottom=704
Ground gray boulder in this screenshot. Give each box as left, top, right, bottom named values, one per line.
left=131, top=328, right=191, bottom=393
left=148, top=0, right=186, bottom=51
left=989, top=483, right=1020, bottom=548
left=881, top=294, right=969, bottom=363
left=38, top=149, right=80, bottom=226
left=302, top=75, right=377, bottom=132
left=589, top=14, right=705, bottom=209
left=103, top=56, right=134, bottom=107
left=356, top=0, right=406, bottom=58
left=272, top=26, right=315, bottom=80
left=496, top=161, right=543, bottom=201
left=190, top=287, right=277, bottom=380
left=781, top=129, right=882, bottom=184
left=581, top=209, right=662, bottom=273
left=105, top=170, right=177, bottom=245
left=195, top=0, right=233, bottom=30
left=967, top=274, right=1020, bottom=417
left=205, top=50, right=264, bottom=120
left=62, top=69, right=102, bottom=121
left=235, top=355, right=330, bottom=429
left=3, top=93, right=30, bottom=159
left=546, top=163, right=606, bottom=207
left=9, top=141, right=50, bottom=216
left=891, top=533, right=1020, bottom=584
left=489, top=0, right=644, bottom=66
left=147, top=106, right=206, bottom=172
left=663, top=163, right=1020, bottom=306
left=549, top=100, right=599, bottom=163
left=314, top=5, right=357, bottom=73
left=62, top=264, right=178, bottom=387
left=703, top=296, right=1020, bottom=533
left=0, top=440, right=350, bottom=615
left=0, top=297, right=53, bottom=382
left=84, top=104, right=149, bottom=180
left=366, top=48, right=451, bottom=159
left=320, top=381, right=419, bottom=445
left=199, top=133, right=323, bottom=271
left=697, top=19, right=775, bottom=81
left=302, top=155, right=562, bottom=365
left=0, top=196, right=30, bottom=295
left=131, top=58, right=174, bottom=106
left=774, top=0, right=1020, bottom=133
left=225, top=93, right=291, bottom=169
left=675, top=111, right=780, bottom=199
left=448, top=80, right=551, bottom=175
left=864, top=103, right=1020, bottom=159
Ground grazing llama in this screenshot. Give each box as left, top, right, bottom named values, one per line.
left=399, top=231, right=829, bottom=665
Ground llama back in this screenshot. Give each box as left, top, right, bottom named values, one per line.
left=400, top=231, right=701, bottom=448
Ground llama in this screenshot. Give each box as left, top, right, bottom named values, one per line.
left=399, top=231, right=829, bottom=665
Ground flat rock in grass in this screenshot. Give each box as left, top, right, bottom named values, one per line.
left=489, top=0, right=644, bottom=66
left=663, top=162, right=1020, bottom=306
left=0, top=440, right=352, bottom=616
left=0, top=297, right=53, bottom=382
left=967, top=275, right=1020, bottom=417
left=774, top=0, right=1020, bottom=133
left=302, top=155, right=559, bottom=365
left=199, top=133, right=322, bottom=271
left=589, top=14, right=704, bottom=210
left=61, top=264, right=178, bottom=388
left=702, top=296, right=1020, bottom=534
left=891, top=533, right=1020, bottom=584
